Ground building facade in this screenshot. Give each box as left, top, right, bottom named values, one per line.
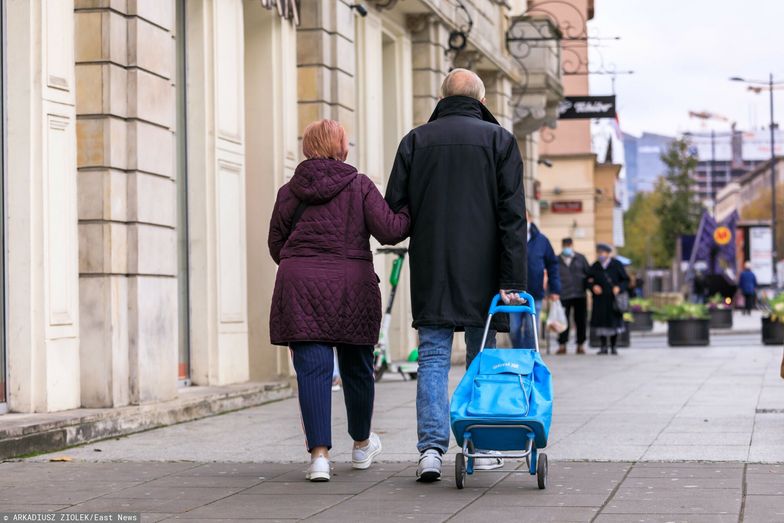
left=622, top=131, right=674, bottom=201
left=1, top=0, right=563, bottom=414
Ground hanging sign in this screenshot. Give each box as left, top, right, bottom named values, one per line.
left=713, top=226, right=732, bottom=245
left=557, top=96, right=616, bottom=119
left=550, top=201, right=583, bottom=213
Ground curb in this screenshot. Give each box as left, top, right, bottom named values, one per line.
left=0, top=381, right=292, bottom=460
left=632, top=328, right=761, bottom=338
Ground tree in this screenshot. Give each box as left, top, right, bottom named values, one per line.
left=620, top=186, right=669, bottom=268
left=655, top=138, right=703, bottom=260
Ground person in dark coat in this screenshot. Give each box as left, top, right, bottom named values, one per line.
left=587, top=243, right=629, bottom=355
left=556, top=238, right=589, bottom=355
left=384, top=69, right=527, bottom=481
left=268, top=119, right=410, bottom=482
left=510, top=217, right=560, bottom=348
left=739, top=261, right=758, bottom=315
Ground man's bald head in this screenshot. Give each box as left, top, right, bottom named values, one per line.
left=441, top=68, right=486, bottom=102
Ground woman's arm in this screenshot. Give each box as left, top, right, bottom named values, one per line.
left=363, top=176, right=410, bottom=245
left=268, top=189, right=288, bottom=265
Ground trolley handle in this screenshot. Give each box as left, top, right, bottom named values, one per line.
left=489, top=292, right=537, bottom=316
left=479, top=292, right=539, bottom=353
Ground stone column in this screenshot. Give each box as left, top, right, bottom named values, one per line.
left=480, top=71, right=514, bottom=131
left=75, top=0, right=178, bottom=406
left=185, top=0, right=250, bottom=386
left=408, top=14, right=452, bottom=127
left=297, top=0, right=357, bottom=151
left=6, top=0, right=81, bottom=412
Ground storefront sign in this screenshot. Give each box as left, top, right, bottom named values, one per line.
left=550, top=201, right=583, bottom=213
left=749, top=226, right=773, bottom=285
left=557, top=96, right=616, bottom=120
left=260, top=0, right=300, bottom=25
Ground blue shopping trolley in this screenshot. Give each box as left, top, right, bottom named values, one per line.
left=450, top=292, right=553, bottom=489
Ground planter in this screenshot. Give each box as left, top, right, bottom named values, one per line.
left=589, top=322, right=631, bottom=348
left=629, top=311, right=654, bottom=332
left=762, top=317, right=784, bottom=345
left=709, top=308, right=733, bottom=329
left=667, top=319, right=710, bottom=347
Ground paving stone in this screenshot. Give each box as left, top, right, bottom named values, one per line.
left=742, top=494, right=784, bottom=520
left=594, top=515, right=738, bottom=522
left=100, top=485, right=243, bottom=500
left=450, top=505, right=599, bottom=522
left=61, top=496, right=210, bottom=513
left=243, top=480, right=380, bottom=495
left=183, top=493, right=350, bottom=519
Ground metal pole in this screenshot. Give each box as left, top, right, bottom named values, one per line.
left=710, top=129, right=716, bottom=216
left=770, top=72, right=778, bottom=286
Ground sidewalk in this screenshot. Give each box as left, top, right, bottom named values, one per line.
left=6, top=336, right=784, bottom=521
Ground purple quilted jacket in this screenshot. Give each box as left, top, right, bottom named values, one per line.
left=268, top=159, right=410, bottom=346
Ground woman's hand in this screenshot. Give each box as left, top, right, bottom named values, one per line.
left=592, top=285, right=603, bottom=295
left=613, top=286, right=620, bottom=295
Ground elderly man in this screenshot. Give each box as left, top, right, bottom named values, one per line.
left=385, top=69, right=527, bottom=482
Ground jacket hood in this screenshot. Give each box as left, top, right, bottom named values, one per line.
left=528, top=222, right=541, bottom=242
left=290, top=159, right=358, bottom=204
left=428, top=95, right=500, bottom=125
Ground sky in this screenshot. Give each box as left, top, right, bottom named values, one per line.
left=588, top=0, right=784, bottom=138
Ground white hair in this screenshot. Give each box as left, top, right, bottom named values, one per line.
left=441, top=68, right=486, bottom=101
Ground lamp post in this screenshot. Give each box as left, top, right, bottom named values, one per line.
left=731, top=74, right=784, bottom=286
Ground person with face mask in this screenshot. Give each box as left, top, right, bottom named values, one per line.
left=586, top=243, right=629, bottom=355
left=557, top=238, right=590, bottom=354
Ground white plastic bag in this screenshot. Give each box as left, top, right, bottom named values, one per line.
left=546, top=300, right=568, bottom=334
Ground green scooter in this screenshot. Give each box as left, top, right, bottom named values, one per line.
left=374, top=247, right=419, bottom=382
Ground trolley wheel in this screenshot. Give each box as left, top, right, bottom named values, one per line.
left=408, top=372, right=418, bottom=380
left=455, top=453, right=466, bottom=489
left=537, top=453, right=548, bottom=490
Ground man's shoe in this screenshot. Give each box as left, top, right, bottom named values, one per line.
left=576, top=344, right=586, bottom=354
left=610, top=347, right=618, bottom=355
left=306, top=456, right=331, bottom=482
left=416, top=449, right=442, bottom=482
left=474, top=450, right=504, bottom=470
left=352, top=432, right=382, bottom=470
left=597, top=348, right=608, bottom=355
left=556, top=345, right=567, bottom=355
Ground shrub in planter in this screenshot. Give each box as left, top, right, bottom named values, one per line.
left=761, top=293, right=784, bottom=345
left=707, top=293, right=733, bottom=329
left=655, top=303, right=710, bottom=347
left=629, top=298, right=654, bottom=331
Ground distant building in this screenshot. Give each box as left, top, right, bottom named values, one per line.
left=623, top=132, right=674, bottom=201
left=685, top=129, right=784, bottom=206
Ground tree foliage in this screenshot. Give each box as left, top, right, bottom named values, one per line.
left=655, top=138, right=703, bottom=260
left=620, top=186, right=669, bottom=268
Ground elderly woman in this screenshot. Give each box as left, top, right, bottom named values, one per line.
left=587, top=243, right=629, bottom=355
left=268, top=120, right=410, bottom=482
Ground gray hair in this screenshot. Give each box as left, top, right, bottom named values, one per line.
left=441, top=68, right=486, bottom=101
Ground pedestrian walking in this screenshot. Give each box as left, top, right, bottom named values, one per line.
left=739, top=262, right=758, bottom=315
left=510, top=212, right=560, bottom=348
left=268, top=119, right=410, bottom=482
left=556, top=238, right=589, bottom=355
left=385, top=69, right=527, bottom=482
left=587, top=243, right=630, bottom=355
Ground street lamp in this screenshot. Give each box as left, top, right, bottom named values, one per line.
left=731, top=74, right=784, bottom=286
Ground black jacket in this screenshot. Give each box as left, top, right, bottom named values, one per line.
left=385, top=96, right=527, bottom=330
left=559, top=252, right=590, bottom=300
left=587, top=258, right=629, bottom=328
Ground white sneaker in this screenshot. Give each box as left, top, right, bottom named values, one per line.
left=352, top=432, right=382, bottom=470
left=306, top=455, right=331, bottom=482
left=416, top=449, right=442, bottom=482
left=474, top=450, right=504, bottom=471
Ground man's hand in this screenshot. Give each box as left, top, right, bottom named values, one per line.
left=612, top=286, right=621, bottom=295
left=500, top=289, right=522, bottom=304
left=549, top=294, right=560, bottom=302
left=592, top=285, right=603, bottom=295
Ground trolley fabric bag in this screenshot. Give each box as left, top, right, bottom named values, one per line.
left=451, top=347, right=553, bottom=449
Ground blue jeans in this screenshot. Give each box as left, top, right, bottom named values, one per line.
left=416, top=326, right=496, bottom=454
left=509, top=300, right=542, bottom=349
